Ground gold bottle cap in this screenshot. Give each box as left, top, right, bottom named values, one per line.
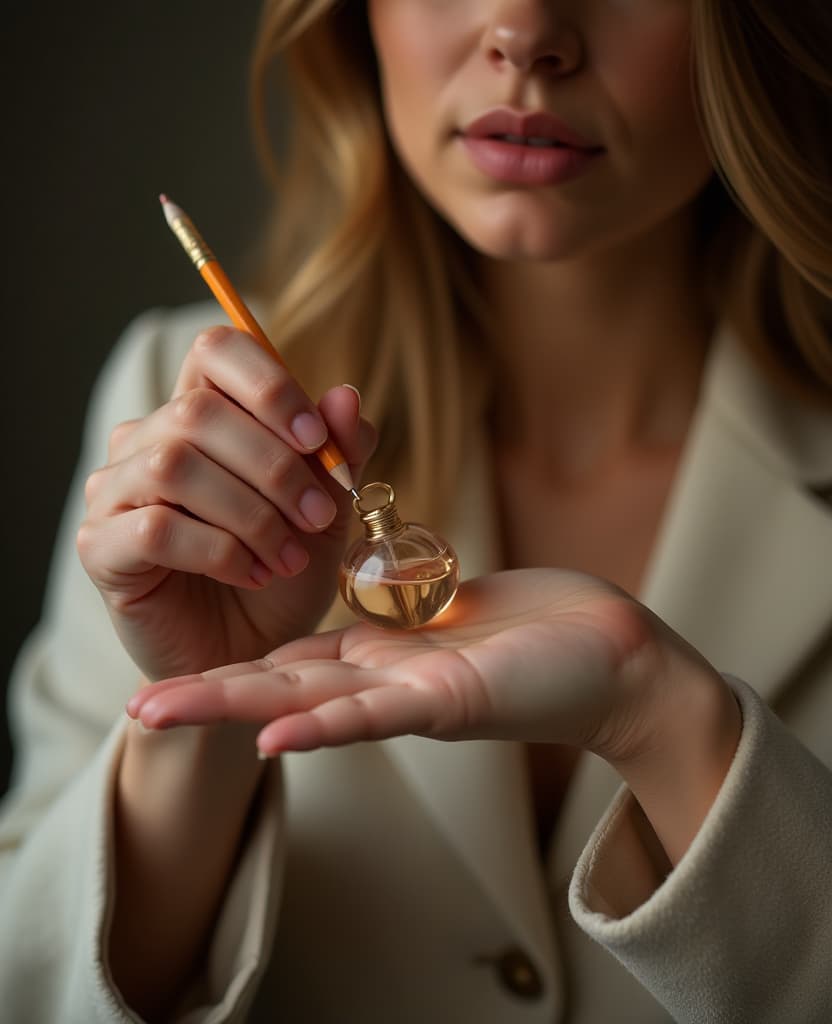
left=353, top=482, right=404, bottom=540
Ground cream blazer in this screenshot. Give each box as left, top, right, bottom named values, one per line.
left=1, top=304, right=831, bottom=1024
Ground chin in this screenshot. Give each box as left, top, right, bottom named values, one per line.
left=442, top=192, right=589, bottom=263
left=452, top=214, right=582, bottom=263
left=466, top=233, right=576, bottom=263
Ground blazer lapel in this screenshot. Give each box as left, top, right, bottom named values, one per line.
left=639, top=328, right=832, bottom=701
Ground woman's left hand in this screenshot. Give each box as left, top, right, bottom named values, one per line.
left=126, top=568, right=731, bottom=770
left=128, top=567, right=742, bottom=863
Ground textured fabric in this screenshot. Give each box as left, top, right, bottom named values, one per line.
left=570, top=676, right=832, bottom=1023
left=1, top=307, right=831, bottom=1022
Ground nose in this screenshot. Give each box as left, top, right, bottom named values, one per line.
left=483, top=1, right=582, bottom=77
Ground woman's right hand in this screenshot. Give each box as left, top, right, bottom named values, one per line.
left=77, top=326, right=376, bottom=682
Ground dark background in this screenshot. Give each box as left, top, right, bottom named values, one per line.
left=0, top=2, right=270, bottom=793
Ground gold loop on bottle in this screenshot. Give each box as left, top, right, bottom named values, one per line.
left=353, top=481, right=403, bottom=540
left=353, top=481, right=394, bottom=515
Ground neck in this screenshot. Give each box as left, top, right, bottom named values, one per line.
left=481, top=212, right=713, bottom=481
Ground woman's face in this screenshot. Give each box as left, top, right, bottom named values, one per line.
left=367, top=0, right=713, bottom=262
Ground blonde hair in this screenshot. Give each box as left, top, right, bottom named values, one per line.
left=249, top=0, right=832, bottom=521
left=693, top=0, right=832, bottom=403
left=249, top=0, right=484, bottom=525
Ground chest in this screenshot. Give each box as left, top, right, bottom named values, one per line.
left=494, top=444, right=680, bottom=596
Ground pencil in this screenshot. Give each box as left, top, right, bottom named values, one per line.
left=159, top=194, right=358, bottom=497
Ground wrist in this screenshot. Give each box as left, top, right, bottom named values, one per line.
left=119, top=678, right=267, bottom=843
left=603, top=629, right=742, bottom=866
left=113, top=721, right=267, bottom=1018
left=121, top=717, right=265, bottom=807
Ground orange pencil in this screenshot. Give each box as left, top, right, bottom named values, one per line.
left=160, top=194, right=358, bottom=497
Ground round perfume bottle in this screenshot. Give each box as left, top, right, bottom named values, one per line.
left=339, top=483, right=460, bottom=629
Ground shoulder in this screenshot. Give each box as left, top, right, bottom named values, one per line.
left=82, top=300, right=237, bottom=441
left=73, top=301, right=233, bottom=469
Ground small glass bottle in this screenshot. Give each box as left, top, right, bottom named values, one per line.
left=339, top=482, right=460, bottom=629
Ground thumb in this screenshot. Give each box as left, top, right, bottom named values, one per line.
left=318, top=384, right=378, bottom=487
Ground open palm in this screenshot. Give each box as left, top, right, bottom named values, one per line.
left=129, top=569, right=660, bottom=759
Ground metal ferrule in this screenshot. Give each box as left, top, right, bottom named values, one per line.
left=170, top=213, right=216, bottom=270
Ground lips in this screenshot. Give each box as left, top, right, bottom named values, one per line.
left=464, top=108, right=601, bottom=150
left=459, top=107, right=604, bottom=186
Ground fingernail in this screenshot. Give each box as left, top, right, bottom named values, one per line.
left=256, top=748, right=276, bottom=761
left=138, top=698, right=161, bottom=724
left=299, top=488, right=337, bottom=529
left=250, top=559, right=273, bottom=587
left=342, top=384, right=361, bottom=411
left=279, top=537, right=309, bottom=576
left=291, top=412, right=328, bottom=450
left=140, top=705, right=178, bottom=730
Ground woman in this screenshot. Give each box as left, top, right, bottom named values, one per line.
left=2, top=1, right=831, bottom=1021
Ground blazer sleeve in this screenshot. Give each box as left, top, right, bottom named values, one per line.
left=569, top=675, right=832, bottom=1024
left=0, top=308, right=286, bottom=1023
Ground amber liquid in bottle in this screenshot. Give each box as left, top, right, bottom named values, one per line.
left=340, top=558, right=458, bottom=630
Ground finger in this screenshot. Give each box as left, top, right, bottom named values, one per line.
left=78, top=505, right=275, bottom=594
left=133, top=659, right=382, bottom=729
left=256, top=682, right=440, bottom=755
left=126, top=659, right=270, bottom=717
left=175, top=326, right=330, bottom=453
left=317, top=385, right=377, bottom=474
left=107, top=418, right=141, bottom=463
left=253, top=628, right=348, bottom=668
left=253, top=623, right=422, bottom=674
left=126, top=631, right=352, bottom=718
left=314, top=386, right=377, bottom=520
left=92, top=391, right=338, bottom=535
left=87, top=440, right=310, bottom=576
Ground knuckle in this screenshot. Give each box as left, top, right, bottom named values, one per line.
left=75, top=521, right=96, bottom=560
left=205, top=531, right=240, bottom=573
left=263, top=448, right=298, bottom=490
left=108, top=419, right=138, bottom=459
left=246, top=499, right=281, bottom=542
left=192, top=325, right=234, bottom=358
left=83, top=467, right=106, bottom=505
left=252, top=372, right=293, bottom=411
left=276, top=669, right=303, bottom=688
left=146, top=439, right=193, bottom=483
left=133, top=506, right=174, bottom=557
left=172, top=387, right=222, bottom=432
